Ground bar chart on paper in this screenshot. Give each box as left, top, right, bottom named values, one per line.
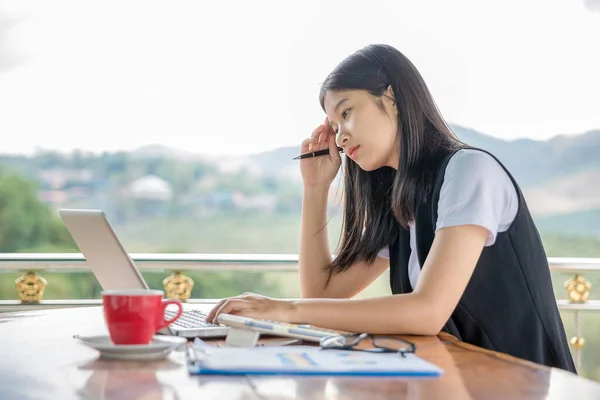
left=187, top=345, right=444, bottom=377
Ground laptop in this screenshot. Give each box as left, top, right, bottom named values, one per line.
left=58, top=208, right=229, bottom=338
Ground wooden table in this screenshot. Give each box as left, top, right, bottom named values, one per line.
left=0, top=306, right=598, bottom=400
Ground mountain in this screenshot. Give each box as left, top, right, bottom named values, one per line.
left=449, top=125, right=600, bottom=187
left=125, top=124, right=600, bottom=222
left=450, top=126, right=600, bottom=218
left=246, top=146, right=302, bottom=180
left=243, top=124, right=600, bottom=185
left=241, top=124, right=600, bottom=220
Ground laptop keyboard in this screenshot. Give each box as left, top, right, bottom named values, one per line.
left=165, top=309, right=219, bottom=329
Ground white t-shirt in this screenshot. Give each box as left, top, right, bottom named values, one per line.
left=377, top=149, right=519, bottom=289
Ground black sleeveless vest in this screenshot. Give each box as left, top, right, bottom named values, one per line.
left=388, top=147, right=577, bottom=373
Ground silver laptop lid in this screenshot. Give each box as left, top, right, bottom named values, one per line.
left=59, top=209, right=148, bottom=291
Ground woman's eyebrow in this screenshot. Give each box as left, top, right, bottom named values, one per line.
left=334, top=98, right=349, bottom=113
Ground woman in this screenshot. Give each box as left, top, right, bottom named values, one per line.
left=206, top=44, right=576, bottom=372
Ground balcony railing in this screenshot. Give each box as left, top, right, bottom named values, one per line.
left=0, top=253, right=598, bottom=373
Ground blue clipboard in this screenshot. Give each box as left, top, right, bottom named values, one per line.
left=186, top=343, right=443, bottom=377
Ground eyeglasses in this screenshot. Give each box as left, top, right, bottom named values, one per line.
left=319, top=333, right=417, bottom=357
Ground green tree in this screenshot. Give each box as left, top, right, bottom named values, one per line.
left=0, top=168, right=76, bottom=252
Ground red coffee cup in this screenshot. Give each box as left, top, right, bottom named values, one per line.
left=102, top=289, right=183, bottom=345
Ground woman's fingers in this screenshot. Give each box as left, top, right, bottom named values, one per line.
left=318, top=119, right=330, bottom=144
left=306, top=125, right=324, bottom=152
left=206, top=293, right=249, bottom=322
left=301, top=120, right=336, bottom=154
left=303, top=138, right=325, bottom=153
left=311, top=125, right=324, bottom=139
left=321, top=118, right=336, bottom=145
left=206, top=298, right=229, bottom=322
left=328, top=131, right=341, bottom=160
left=213, top=299, right=253, bottom=322
left=301, top=138, right=312, bottom=153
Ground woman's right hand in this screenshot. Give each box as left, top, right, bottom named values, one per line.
left=300, top=117, right=342, bottom=188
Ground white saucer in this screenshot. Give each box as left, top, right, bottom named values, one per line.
left=73, top=334, right=188, bottom=361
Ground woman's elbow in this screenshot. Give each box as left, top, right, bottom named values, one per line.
left=420, top=319, right=444, bottom=336
left=413, top=295, right=450, bottom=335
left=424, top=305, right=453, bottom=335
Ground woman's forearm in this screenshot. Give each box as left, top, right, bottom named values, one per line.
left=290, top=293, right=442, bottom=336
left=298, top=185, right=334, bottom=297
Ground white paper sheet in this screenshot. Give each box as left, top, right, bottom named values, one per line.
left=188, top=345, right=443, bottom=377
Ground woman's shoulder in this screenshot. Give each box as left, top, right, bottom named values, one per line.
left=436, top=147, right=520, bottom=243
left=450, top=147, right=502, bottom=165
left=445, top=147, right=511, bottom=180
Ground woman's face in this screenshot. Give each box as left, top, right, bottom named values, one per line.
left=323, top=89, right=399, bottom=171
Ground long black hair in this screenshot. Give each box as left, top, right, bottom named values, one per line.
left=320, top=44, right=462, bottom=275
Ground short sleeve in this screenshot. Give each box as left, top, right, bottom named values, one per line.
left=377, top=246, right=390, bottom=259
left=435, top=149, right=518, bottom=246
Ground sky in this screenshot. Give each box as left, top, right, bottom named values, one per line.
left=0, top=0, right=599, bottom=156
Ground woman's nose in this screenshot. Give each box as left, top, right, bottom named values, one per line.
left=336, top=132, right=349, bottom=147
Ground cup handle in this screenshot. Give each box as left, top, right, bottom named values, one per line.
left=158, top=299, right=183, bottom=330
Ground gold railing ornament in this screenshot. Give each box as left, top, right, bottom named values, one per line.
left=564, top=275, right=591, bottom=371
left=570, top=311, right=585, bottom=371
left=162, top=271, right=194, bottom=302
left=570, top=336, right=585, bottom=350
left=564, top=274, right=591, bottom=303
left=14, top=271, right=48, bottom=303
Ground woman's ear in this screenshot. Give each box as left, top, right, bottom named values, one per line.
left=385, top=85, right=396, bottom=106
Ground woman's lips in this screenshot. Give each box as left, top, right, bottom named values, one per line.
left=347, top=145, right=360, bottom=158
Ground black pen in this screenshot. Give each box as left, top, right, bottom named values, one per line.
left=293, top=146, right=344, bottom=160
